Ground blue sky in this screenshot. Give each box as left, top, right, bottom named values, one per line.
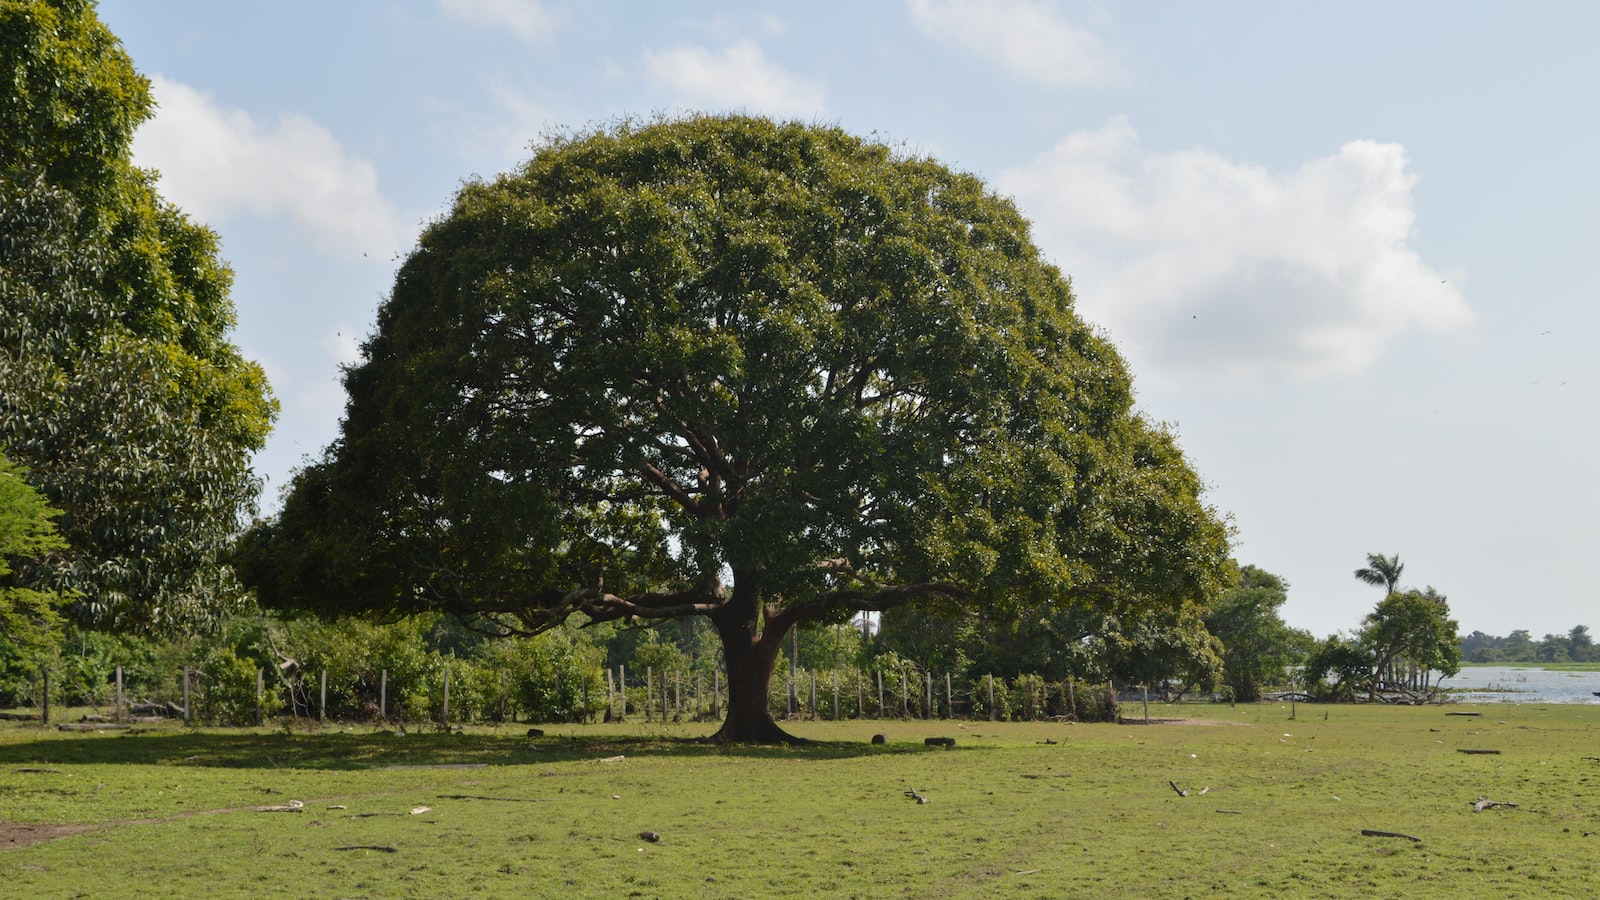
left=97, top=1, right=1600, bottom=639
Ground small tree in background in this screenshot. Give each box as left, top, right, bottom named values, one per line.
left=1205, top=565, right=1312, bottom=702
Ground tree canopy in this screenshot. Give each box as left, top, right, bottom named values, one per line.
left=241, top=115, right=1232, bottom=742
left=1203, top=565, right=1311, bottom=702
left=0, top=0, right=277, bottom=631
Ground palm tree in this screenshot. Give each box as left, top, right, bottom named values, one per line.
left=1353, top=553, right=1404, bottom=596
left=1354, top=552, right=1407, bottom=692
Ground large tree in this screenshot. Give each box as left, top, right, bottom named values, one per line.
left=0, top=0, right=277, bottom=631
left=240, top=115, right=1232, bottom=742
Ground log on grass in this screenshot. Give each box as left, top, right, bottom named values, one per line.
left=1361, top=829, right=1421, bottom=842
left=1457, top=749, right=1501, bottom=755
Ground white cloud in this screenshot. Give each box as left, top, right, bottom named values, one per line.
left=437, top=0, right=554, bottom=46
left=999, top=118, right=1474, bottom=382
left=643, top=39, right=826, bottom=118
left=906, top=0, right=1121, bottom=87
left=133, top=76, right=410, bottom=258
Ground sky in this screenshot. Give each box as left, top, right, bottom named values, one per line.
left=96, top=1, right=1600, bottom=640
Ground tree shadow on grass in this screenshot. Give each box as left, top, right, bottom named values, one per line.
left=0, top=726, right=943, bottom=770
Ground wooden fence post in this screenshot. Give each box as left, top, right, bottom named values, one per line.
left=987, top=674, right=995, bottom=721
left=380, top=669, right=388, bottom=720
left=712, top=667, right=721, bottom=720
left=945, top=673, right=953, bottom=720
left=319, top=669, right=326, bottom=724
left=256, top=668, right=264, bottom=726
left=442, top=666, right=451, bottom=725
left=116, top=665, right=124, bottom=721
left=619, top=664, right=627, bottom=720
left=41, top=669, right=49, bottom=726
left=183, top=667, right=192, bottom=725
left=646, top=667, right=653, bottom=723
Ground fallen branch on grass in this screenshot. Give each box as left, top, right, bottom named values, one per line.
left=1472, top=798, right=1519, bottom=812
left=436, top=795, right=550, bottom=803
left=1361, top=829, right=1421, bottom=842
left=904, top=788, right=929, bottom=804
left=334, top=845, right=397, bottom=853
left=1169, top=781, right=1189, bottom=798
left=1457, top=749, right=1501, bottom=755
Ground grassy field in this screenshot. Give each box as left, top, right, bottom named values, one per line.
left=0, top=703, right=1596, bottom=898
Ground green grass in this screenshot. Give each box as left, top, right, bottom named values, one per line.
left=1, top=705, right=1597, bottom=898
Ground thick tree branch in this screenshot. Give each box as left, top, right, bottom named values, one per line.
left=576, top=586, right=727, bottom=624
left=640, top=463, right=708, bottom=515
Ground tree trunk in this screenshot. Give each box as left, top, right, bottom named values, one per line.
left=709, top=580, right=800, bottom=744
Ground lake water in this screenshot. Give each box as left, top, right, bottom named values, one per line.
left=1435, top=666, right=1600, bottom=704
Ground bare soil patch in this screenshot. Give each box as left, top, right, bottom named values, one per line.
left=0, top=821, right=95, bottom=849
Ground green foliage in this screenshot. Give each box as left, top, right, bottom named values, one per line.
left=280, top=616, right=440, bottom=721
left=240, top=114, right=1231, bottom=741
left=1360, top=587, right=1461, bottom=697
left=1204, top=565, right=1313, bottom=702
left=194, top=643, right=279, bottom=725
left=0, top=0, right=276, bottom=632
left=0, top=454, right=67, bottom=648
left=1353, top=552, right=1404, bottom=595
left=1302, top=635, right=1372, bottom=701
left=473, top=629, right=606, bottom=723
left=1463, top=626, right=1595, bottom=664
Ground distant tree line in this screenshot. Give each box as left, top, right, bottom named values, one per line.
left=1460, top=627, right=1595, bottom=664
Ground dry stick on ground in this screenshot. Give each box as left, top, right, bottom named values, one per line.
left=334, top=845, right=398, bottom=853
left=1361, top=829, right=1422, bottom=842
left=435, top=795, right=551, bottom=803
left=904, top=788, right=929, bottom=804
left=1473, top=798, right=1520, bottom=812
left=1457, top=749, right=1502, bottom=755
left=1169, top=781, right=1189, bottom=798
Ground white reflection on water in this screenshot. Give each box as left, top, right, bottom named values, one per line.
left=1436, top=666, right=1600, bottom=703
